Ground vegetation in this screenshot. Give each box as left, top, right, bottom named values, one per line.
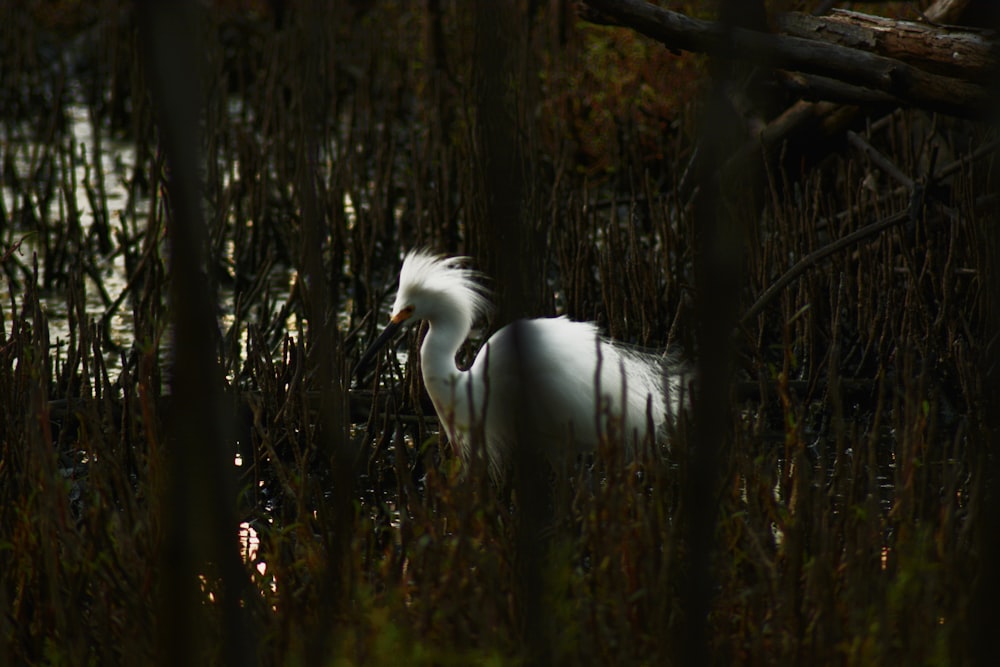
left=1, top=0, right=995, bottom=664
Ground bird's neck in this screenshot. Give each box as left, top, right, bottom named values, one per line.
left=419, top=319, right=468, bottom=385
left=419, top=318, right=475, bottom=433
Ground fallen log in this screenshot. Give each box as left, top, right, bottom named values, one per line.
left=774, top=9, right=995, bottom=83
left=580, top=0, right=996, bottom=119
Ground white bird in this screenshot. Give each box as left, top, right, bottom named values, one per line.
left=355, top=249, right=687, bottom=479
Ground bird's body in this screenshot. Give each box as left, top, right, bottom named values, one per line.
left=357, top=250, right=686, bottom=478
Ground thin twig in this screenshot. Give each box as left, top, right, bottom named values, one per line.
left=741, top=208, right=910, bottom=325
left=847, top=129, right=915, bottom=190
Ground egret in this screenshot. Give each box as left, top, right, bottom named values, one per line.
left=355, top=249, right=688, bottom=479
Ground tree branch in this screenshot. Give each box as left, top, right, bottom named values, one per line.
left=581, top=0, right=995, bottom=118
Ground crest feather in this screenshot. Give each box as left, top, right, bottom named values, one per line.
left=397, top=249, right=492, bottom=326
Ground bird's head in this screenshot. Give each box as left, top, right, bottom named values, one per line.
left=389, top=249, right=490, bottom=331
left=354, top=249, right=490, bottom=379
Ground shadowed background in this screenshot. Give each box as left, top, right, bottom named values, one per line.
left=0, top=1, right=997, bottom=664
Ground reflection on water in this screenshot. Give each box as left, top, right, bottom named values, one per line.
left=239, top=521, right=268, bottom=577
left=2, top=100, right=138, bottom=351
left=5, top=95, right=405, bottom=598
left=1, top=97, right=301, bottom=380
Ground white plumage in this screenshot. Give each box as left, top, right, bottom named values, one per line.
left=357, top=249, right=686, bottom=478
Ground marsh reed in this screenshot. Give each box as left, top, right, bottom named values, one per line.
left=1, top=1, right=996, bottom=664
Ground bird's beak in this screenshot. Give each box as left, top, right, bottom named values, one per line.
left=353, top=308, right=413, bottom=380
